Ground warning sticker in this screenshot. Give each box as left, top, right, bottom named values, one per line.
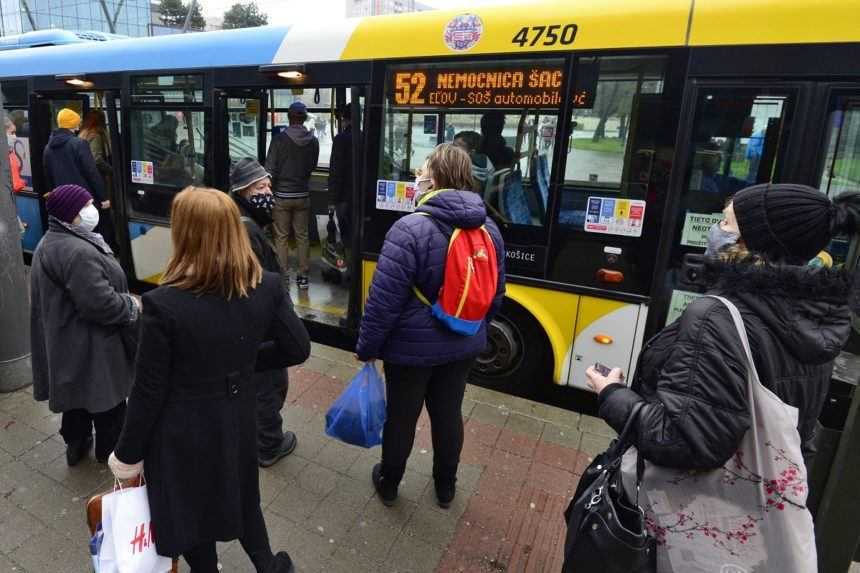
left=666, top=289, right=704, bottom=325
left=680, top=212, right=724, bottom=248
left=376, top=179, right=417, bottom=213
left=584, top=196, right=646, bottom=237
left=131, top=160, right=154, bottom=185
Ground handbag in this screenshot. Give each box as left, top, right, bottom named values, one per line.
left=87, top=476, right=176, bottom=573
left=562, top=402, right=656, bottom=573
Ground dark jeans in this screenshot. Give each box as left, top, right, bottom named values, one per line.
left=183, top=504, right=274, bottom=572
left=256, top=369, right=289, bottom=459
left=381, top=358, right=474, bottom=485
left=59, top=401, right=126, bottom=460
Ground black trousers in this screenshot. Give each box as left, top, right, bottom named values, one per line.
left=59, top=401, right=126, bottom=460
left=183, top=503, right=274, bottom=573
left=256, top=368, right=289, bottom=459
left=381, top=357, right=474, bottom=485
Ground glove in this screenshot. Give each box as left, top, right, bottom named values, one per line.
left=108, top=452, right=143, bottom=480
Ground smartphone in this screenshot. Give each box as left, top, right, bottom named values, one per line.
left=593, top=362, right=611, bottom=377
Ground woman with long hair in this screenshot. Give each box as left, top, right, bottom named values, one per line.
left=109, top=187, right=310, bottom=573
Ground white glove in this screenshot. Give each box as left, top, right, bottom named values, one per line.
left=108, top=452, right=143, bottom=480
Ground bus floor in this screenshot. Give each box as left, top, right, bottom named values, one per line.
left=283, top=242, right=350, bottom=327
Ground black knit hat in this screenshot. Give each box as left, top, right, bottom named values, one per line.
left=732, top=183, right=855, bottom=262
left=230, top=158, right=269, bottom=194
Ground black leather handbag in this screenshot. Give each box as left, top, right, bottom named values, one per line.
left=561, top=403, right=656, bottom=573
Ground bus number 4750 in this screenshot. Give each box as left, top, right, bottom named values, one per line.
left=512, top=24, right=577, bottom=48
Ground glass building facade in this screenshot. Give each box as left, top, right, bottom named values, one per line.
left=1, top=0, right=151, bottom=37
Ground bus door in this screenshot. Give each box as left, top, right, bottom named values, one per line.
left=2, top=81, right=38, bottom=254
left=215, top=88, right=267, bottom=191
left=651, top=82, right=801, bottom=332
left=257, top=86, right=365, bottom=330
left=26, top=92, right=91, bottom=251
left=812, top=86, right=860, bottom=345
left=550, top=54, right=684, bottom=390
left=123, top=73, right=209, bottom=287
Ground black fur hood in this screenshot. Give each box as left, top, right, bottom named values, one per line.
left=704, top=259, right=852, bottom=364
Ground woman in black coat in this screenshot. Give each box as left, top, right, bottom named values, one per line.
left=109, top=187, right=310, bottom=573
left=587, top=184, right=860, bottom=470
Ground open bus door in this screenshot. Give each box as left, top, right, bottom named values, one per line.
left=26, top=92, right=91, bottom=250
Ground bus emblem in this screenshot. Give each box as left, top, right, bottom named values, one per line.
left=444, top=14, right=483, bottom=52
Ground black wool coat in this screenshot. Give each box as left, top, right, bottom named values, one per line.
left=599, top=259, right=852, bottom=470
left=114, top=272, right=310, bottom=557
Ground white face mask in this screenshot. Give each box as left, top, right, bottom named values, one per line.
left=78, top=204, right=99, bottom=232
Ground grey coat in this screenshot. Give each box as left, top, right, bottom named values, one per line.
left=30, top=219, right=139, bottom=413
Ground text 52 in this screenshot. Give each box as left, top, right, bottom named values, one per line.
left=512, top=24, right=577, bottom=48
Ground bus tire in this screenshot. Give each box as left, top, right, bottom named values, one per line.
left=471, top=299, right=553, bottom=395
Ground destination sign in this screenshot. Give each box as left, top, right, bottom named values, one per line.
left=389, top=66, right=566, bottom=109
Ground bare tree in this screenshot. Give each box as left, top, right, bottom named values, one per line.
left=96, top=0, right=127, bottom=33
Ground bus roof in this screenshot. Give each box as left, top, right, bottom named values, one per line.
left=0, top=0, right=857, bottom=80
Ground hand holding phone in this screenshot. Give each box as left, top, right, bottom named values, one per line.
left=593, top=362, right=612, bottom=377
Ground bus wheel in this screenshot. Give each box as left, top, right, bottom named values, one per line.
left=472, top=300, right=552, bottom=393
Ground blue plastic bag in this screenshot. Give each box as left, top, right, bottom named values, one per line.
left=325, top=363, right=386, bottom=448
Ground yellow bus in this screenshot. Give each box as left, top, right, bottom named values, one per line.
left=3, top=0, right=859, bottom=407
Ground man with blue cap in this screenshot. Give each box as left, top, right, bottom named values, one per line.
left=265, top=101, right=320, bottom=291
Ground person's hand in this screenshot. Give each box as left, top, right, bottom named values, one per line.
left=101, top=200, right=111, bottom=209
left=585, top=366, right=625, bottom=395
left=354, top=354, right=375, bottom=364
left=108, top=452, right=143, bottom=480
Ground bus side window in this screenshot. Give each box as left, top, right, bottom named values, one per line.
left=557, top=55, right=668, bottom=231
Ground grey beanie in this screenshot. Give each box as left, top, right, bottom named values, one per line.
left=230, top=158, right=269, bottom=193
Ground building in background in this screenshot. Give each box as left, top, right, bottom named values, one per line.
left=0, top=0, right=150, bottom=36
left=346, top=0, right=431, bottom=17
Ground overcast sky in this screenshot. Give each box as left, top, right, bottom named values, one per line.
left=199, top=0, right=521, bottom=24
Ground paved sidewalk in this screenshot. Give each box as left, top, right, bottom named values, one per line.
left=0, top=344, right=615, bottom=572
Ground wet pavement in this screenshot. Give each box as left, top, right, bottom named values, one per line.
left=0, top=343, right=616, bottom=572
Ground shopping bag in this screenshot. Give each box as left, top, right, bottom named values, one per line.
left=100, top=481, right=173, bottom=573
left=325, top=363, right=386, bottom=448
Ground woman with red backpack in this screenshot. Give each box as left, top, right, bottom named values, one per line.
left=356, top=143, right=506, bottom=509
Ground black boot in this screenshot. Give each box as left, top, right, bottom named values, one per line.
left=268, top=551, right=294, bottom=573
left=66, top=435, right=93, bottom=467
left=372, top=463, right=398, bottom=507
left=434, top=477, right=456, bottom=509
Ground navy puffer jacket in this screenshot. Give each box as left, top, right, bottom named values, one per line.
left=356, top=190, right=505, bottom=366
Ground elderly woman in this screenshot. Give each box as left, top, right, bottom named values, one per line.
left=30, top=184, right=139, bottom=466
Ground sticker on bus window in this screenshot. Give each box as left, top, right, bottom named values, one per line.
left=680, top=212, right=724, bottom=248
left=583, top=196, right=646, bottom=237
left=666, top=289, right=704, bottom=325
left=376, top=179, right=417, bottom=213
left=131, top=160, right=154, bottom=185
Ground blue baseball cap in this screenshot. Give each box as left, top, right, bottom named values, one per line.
left=288, top=101, right=308, bottom=115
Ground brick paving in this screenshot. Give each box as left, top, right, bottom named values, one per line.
left=0, top=343, right=616, bottom=572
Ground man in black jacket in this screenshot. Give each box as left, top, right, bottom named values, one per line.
left=231, top=157, right=299, bottom=467
left=43, top=109, right=106, bottom=207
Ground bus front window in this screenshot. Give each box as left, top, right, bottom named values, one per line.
left=378, top=59, right=565, bottom=230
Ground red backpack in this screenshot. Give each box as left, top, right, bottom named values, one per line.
left=414, top=215, right=499, bottom=336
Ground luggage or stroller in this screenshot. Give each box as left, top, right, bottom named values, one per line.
left=320, top=209, right=348, bottom=284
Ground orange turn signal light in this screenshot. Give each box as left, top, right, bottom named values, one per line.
left=596, top=268, right=624, bottom=283
left=593, top=335, right=614, bottom=345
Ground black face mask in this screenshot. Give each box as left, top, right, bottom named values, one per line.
left=248, top=193, right=274, bottom=218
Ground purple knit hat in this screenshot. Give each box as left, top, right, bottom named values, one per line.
left=46, top=185, right=93, bottom=223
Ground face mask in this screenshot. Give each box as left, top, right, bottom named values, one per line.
left=248, top=193, right=274, bottom=217
left=704, top=221, right=739, bottom=257
left=78, top=204, right=99, bottom=232
left=7, top=135, right=15, bottom=147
